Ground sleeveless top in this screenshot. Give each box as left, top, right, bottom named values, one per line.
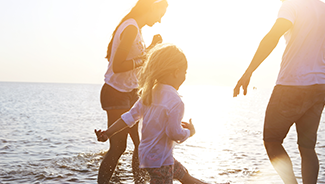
left=104, top=19, right=146, bottom=92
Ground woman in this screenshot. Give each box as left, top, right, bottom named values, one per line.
left=98, top=0, right=169, bottom=183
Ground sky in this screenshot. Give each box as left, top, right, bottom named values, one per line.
left=0, top=0, right=289, bottom=88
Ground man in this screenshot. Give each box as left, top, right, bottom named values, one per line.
left=233, top=0, right=325, bottom=183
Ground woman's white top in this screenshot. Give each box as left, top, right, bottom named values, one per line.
left=104, top=19, right=146, bottom=92
left=121, top=84, right=191, bottom=168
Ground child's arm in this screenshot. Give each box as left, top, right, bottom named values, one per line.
left=166, top=102, right=192, bottom=143
left=95, top=99, right=142, bottom=142
left=94, top=118, right=128, bottom=142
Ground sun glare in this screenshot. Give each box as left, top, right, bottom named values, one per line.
left=179, top=85, right=232, bottom=135
left=142, top=0, right=283, bottom=87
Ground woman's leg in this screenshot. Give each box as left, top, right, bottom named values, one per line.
left=97, top=109, right=129, bottom=184
left=129, top=122, right=147, bottom=183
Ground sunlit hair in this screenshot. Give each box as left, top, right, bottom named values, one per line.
left=138, top=43, right=187, bottom=106
left=105, top=0, right=168, bottom=60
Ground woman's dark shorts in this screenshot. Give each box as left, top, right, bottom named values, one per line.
left=263, top=84, right=325, bottom=148
left=100, top=83, right=139, bottom=111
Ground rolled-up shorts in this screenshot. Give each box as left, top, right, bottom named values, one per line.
left=145, top=159, right=188, bottom=184
left=263, top=84, right=325, bottom=148
left=100, top=83, right=138, bottom=111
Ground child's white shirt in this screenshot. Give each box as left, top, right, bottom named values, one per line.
left=121, top=84, right=191, bottom=168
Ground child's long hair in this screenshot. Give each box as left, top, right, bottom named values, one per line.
left=138, top=43, right=187, bottom=106
left=105, top=0, right=168, bottom=60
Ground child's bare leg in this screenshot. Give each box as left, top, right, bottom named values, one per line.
left=179, top=173, right=209, bottom=184
left=173, top=159, right=208, bottom=184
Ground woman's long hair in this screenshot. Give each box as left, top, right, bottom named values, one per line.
left=105, top=0, right=168, bottom=60
left=138, top=43, right=187, bottom=106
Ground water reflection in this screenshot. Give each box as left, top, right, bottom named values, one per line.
left=1, top=83, right=325, bottom=183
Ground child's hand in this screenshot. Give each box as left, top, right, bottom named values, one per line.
left=181, top=119, right=196, bottom=137
left=94, top=129, right=109, bottom=142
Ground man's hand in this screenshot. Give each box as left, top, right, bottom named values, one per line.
left=233, top=72, right=252, bottom=97
left=233, top=18, right=292, bottom=98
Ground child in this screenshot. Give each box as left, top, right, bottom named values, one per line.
left=95, top=43, right=207, bottom=184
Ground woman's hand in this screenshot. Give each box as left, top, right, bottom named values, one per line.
left=151, top=34, right=163, bottom=46
left=181, top=119, right=196, bottom=137
left=147, top=34, right=163, bottom=51
left=94, top=129, right=109, bottom=142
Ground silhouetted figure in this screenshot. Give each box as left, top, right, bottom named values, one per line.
left=98, top=0, right=168, bottom=183
left=233, top=0, right=325, bottom=183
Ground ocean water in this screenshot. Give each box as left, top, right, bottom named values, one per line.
left=0, top=82, right=324, bottom=184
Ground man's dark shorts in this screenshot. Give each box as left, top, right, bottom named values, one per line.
left=100, top=83, right=138, bottom=111
left=264, top=84, right=325, bottom=148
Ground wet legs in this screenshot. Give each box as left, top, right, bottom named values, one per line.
left=264, top=141, right=298, bottom=184
left=97, top=110, right=141, bottom=184
left=299, top=146, right=319, bottom=184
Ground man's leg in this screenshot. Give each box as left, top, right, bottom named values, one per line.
left=263, top=85, right=302, bottom=184
left=264, top=85, right=325, bottom=184
left=295, top=94, right=324, bottom=184
left=264, top=141, right=298, bottom=184
left=299, top=146, right=319, bottom=184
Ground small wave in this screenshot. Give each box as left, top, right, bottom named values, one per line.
left=0, top=139, right=8, bottom=143
left=0, top=145, right=14, bottom=151
left=0, top=169, right=68, bottom=183
left=0, top=151, right=110, bottom=183
left=219, top=167, right=260, bottom=178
